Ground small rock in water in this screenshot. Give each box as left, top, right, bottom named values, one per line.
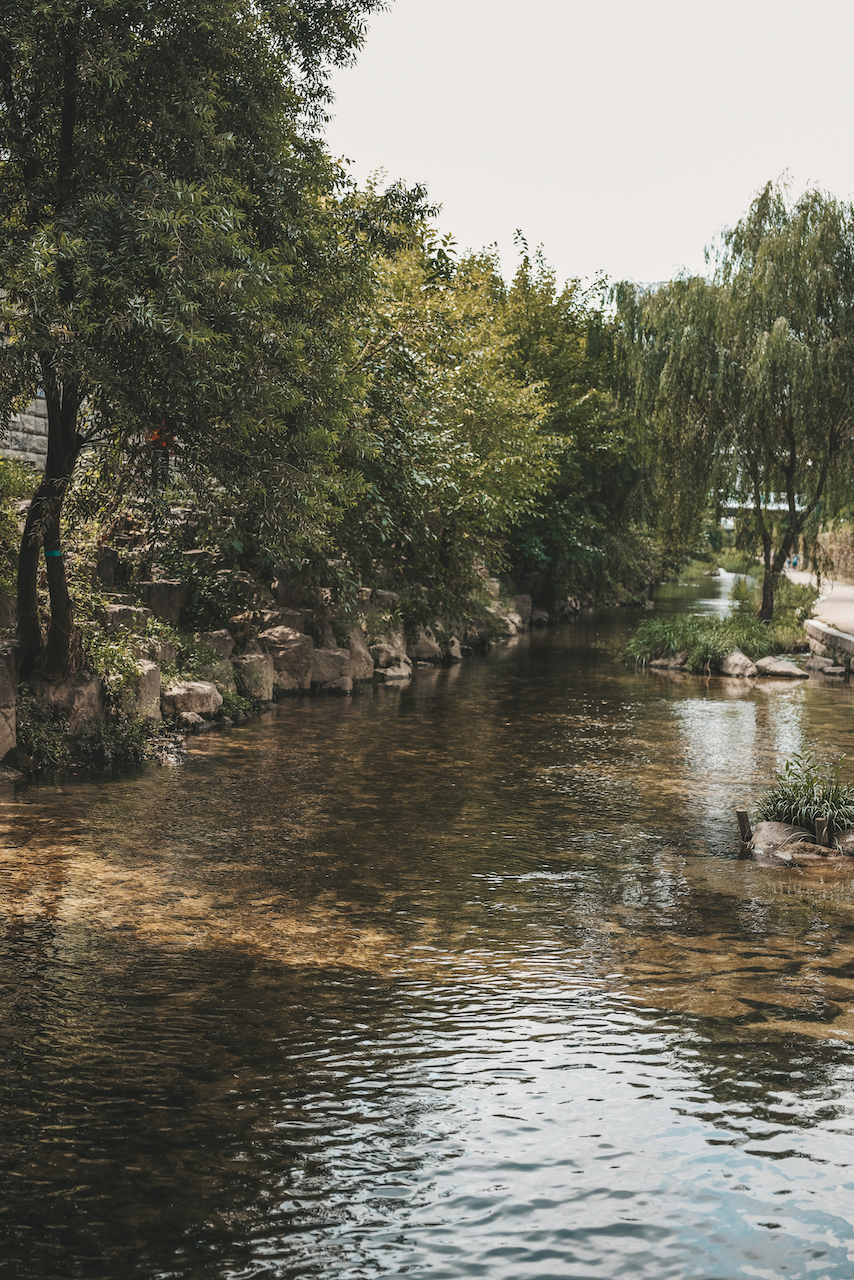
left=755, top=656, right=808, bottom=678
left=721, top=647, right=758, bottom=677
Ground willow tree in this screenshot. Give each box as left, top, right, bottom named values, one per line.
left=0, top=0, right=382, bottom=677
left=616, top=183, right=854, bottom=619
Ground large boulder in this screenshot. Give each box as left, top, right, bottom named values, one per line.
left=258, top=608, right=307, bottom=633
left=257, top=626, right=314, bottom=694
left=721, top=647, right=758, bottom=677
left=370, top=632, right=410, bottom=669
left=231, top=653, right=274, bottom=701
left=0, top=661, right=15, bottom=759
left=487, top=603, right=521, bottom=639
left=35, top=670, right=106, bottom=735
left=375, top=663, right=412, bottom=682
left=406, top=626, right=443, bottom=664
left=754, top=655, right=808, bottom=678
left=198, top=629, right=235, bottom=659
left=447, top=636, right=463, bottom=663
left=161, top=680, right=223, bottom=718
left=749, top=820, right=814, bottom=859
left=531, top=606, right=550, bottom=627
left=136, top=580, right=188, bottom=625
left=512, top=594, right=533, bottom=626
left=311, top=648, right=350, bottom=686
left=346, top=625, right=375, bottom=681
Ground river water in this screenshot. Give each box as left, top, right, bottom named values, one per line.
left=3, top=573, right=854, bottom=1279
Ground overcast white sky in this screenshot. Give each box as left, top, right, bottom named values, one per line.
left=326, top=0, right=854, bottom=288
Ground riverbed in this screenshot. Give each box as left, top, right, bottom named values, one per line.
left=3, top=573, right=854, bottom=1278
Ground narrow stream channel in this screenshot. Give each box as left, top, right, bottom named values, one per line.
left=3, top=573, right=854, bottom=1278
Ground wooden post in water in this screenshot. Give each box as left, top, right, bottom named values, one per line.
left=736, top=808, right=752, bottom=842
left=816, top=817, right=829, bottom=846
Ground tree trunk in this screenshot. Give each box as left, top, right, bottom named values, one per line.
left=16, top=383, right=81, bottom=679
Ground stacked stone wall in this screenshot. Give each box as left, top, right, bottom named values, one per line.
left=3, top=398, right=48, bottom=469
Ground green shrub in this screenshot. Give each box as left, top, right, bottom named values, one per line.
left=753, top=751, right=854, bottom=837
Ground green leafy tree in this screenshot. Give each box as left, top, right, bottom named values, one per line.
left=0, top=0, right=383, bottom=676
left=504, top=243, right=657, bottom=605
left=336, top=239, right=555, bottom=603
left=616, top=183, right=854, bottom=619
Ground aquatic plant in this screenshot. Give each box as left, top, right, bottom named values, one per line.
left=753, top=751, right=854, bottom=836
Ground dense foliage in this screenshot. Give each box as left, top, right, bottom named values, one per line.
left=753, top=752, right=854, bottom=838
left=615, top=182, right=854, bottom=619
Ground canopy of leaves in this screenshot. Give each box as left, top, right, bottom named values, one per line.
left=615, top=183, right=854, bottom=612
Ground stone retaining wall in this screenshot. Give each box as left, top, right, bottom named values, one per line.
left=3, top=398, right=48, bottom=469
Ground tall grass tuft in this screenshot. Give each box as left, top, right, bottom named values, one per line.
left=624, top=614, right=775, bottom=672
left=753, top=751, right=854, bottom=837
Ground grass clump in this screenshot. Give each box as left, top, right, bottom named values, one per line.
left=753, top=751, right=854, bottom=838
left=624, top=614, right=775, bottom=672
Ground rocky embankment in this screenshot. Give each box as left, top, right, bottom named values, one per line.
left=0, top=570, right=563, bottom=764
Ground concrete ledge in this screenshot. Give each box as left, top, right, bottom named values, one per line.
left=804, top=619, right=854, bottom=655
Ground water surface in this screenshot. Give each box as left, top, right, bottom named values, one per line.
left=3, top=577, right=854, bottom=1278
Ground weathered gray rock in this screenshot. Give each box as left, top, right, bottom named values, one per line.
left=749, top=820, right=814, bottom=859
left=0, top=593, right=16, bottom=630
left=258, top=608, right=306, bottom=633
left=375, top=663, right=412, bottom=682
left=0, top=660, right=15, bottom=759
left=370, top=632, right=409, bottom=669
left=134, top=660, right=162, bottom=721
left=136, top=580, right=188, bottom=625
left=103, top=603, right=152, bottom=632
left=373, top=589, right=399, bottom=608
left=35, top=670, right=106, bottom=735
left=447, top=636, right=463, bottom=663
left=806, top=654, right=837, bottom=670
left=161, top=680, right=223, bottom=717
left=257, top=626, right=314, bottom=694
left=346, top=625, right=375, bottom=680
left=215, top=570, right=257, bottom=610
left=531, top=607, right=549, bottom=626
left=94, top=546, right=120, bottom=591
left=177, top=711, right=205, bottom=730
left=198, top=629, right=235, bottom=659
left=512, top=594, right=533, bottom=626
left=804, top=618, right=854, bottom=656
left=754, top=655, right=808, bottom=678
left=311, top=648, right=349, bottom=685
left=821, top=665, right=847, bottom=677
left=406, top=626, right=443, bottom=664
left=231, top=653, right=274, bottom=701
left=721, top=647, right=758, bottom=677
left=487, top=603, right=521, bottom=638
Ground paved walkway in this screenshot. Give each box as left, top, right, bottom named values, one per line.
left=786, top=569, right=854, bottom=635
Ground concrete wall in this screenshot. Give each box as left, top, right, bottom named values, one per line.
left=3, top=398, right=48, bottom=469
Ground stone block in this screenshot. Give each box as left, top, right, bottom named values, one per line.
left=755, top=656, right=808, bottom=678
left=34, top=670, right=106, bottom=734
left=103, top=603, right=152, bottom=632
left=94, top=546, right=120, bottom=591
left=161, top=680, right=223, bottom=717
left=137, top=580, right=188, bottom=625
left=134, top=660, right=162, bottom=720
left=346, top=625, right=375, bottom=680
left=231, top=653, right=274, bottom=701
left=258, top=626, right=314, bottom=694
left=447, top=637, right=463, bottom=663
left=804, top=619, right=854, bottom=656
left=198, top=629, right=234, bottom=659
left=0, top=593, right=16, bottom=630
left=258, top=608, right=306, bottom=632
left=512, top=594, right=533, bottom=626
left=0, top=660, right=15, bottom=759
left=406, top=626, right=443, bottom=664
left=311, top=648, right=350, bottom=685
